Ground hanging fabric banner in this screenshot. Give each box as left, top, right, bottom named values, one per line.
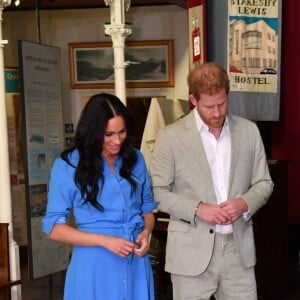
left=228, top=0, right=279, bottom=93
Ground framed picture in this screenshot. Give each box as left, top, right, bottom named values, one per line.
left=69, top=40, right=174, bottom=89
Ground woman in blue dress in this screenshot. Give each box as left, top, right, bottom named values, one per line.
left=42, top=93, right=158, bottom=300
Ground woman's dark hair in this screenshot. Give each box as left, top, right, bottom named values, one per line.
left=61, top=93, right=138, bottom=211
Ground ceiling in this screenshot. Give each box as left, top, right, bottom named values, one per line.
left=5, top=0, right=187, bottom=11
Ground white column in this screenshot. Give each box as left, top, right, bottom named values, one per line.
left=0, top=1, right=21, bottom=299
left=104, top=0, right=132, bottom=105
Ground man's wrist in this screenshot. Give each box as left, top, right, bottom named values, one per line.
left=194, top=201, right=203, bottom=223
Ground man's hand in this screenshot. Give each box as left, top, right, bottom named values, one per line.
left=196, top=202, right=233, bottom=225
left=219, top=198, right=248, bottom=222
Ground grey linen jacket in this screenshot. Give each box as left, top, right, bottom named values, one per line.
left=150, top=110, right=274, bottom=276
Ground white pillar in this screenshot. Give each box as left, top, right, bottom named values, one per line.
left=0, top=1, right=21, bottom=299
left=104, top=0, right=132, bottom=105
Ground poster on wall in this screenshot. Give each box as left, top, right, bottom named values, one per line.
left=187, top=0, right=206, bottom=71
left=5, top=68, right=28, bottom=246
left=18, top=40, right=69, bottom=278
left=228, top=1, right=280, bottom=93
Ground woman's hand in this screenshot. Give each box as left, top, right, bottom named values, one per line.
left=133, top=212, right=155, bottom=256
left=104, top=236, right=136, bottom=258
left=133, top=230, right=151, bottom=257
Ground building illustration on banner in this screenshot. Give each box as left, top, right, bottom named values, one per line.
left=229, top=17, right=278, bottom=75
left=228, top=1, right=280, bottom=93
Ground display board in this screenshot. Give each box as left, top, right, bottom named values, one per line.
left=18, top=40, right=69, bottom=278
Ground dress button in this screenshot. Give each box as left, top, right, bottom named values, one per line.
left=209, top=228, right=214, bottom=234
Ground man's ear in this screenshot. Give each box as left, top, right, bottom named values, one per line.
left=189, top=94, right=197, bottom=107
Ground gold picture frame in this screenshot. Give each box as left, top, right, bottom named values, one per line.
left=69, top=40, right=174, bottom=89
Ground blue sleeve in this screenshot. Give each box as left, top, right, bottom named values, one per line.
left=136, top=150, right=159, bottom=214
left=41, top=158, right=74, bottom=234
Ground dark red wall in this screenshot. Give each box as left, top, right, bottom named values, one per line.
left=272, top=0, right=300, bottom=223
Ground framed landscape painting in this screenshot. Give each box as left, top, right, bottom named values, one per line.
left=69, top=40, right=174, bottom=89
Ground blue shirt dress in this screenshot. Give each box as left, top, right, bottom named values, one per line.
left=42, top=149, right=158, bottom=300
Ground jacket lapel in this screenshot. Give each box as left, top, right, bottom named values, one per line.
left=183, top=111, right=212, bottom=177
left=227, top=115, right=241, bottom=196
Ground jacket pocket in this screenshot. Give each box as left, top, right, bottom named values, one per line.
left=168, top=220, right=190, bottom=233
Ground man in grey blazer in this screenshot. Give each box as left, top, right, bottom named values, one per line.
left=150, top=62, right=273, bottom=300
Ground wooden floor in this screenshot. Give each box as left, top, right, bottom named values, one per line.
left=19, top=258, right=300, bottom=300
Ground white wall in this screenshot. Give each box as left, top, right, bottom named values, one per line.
left=3, top=5, right=189, bottom=125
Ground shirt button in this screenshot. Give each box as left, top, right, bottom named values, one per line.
left=209, top=228, right=214, bottom=234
